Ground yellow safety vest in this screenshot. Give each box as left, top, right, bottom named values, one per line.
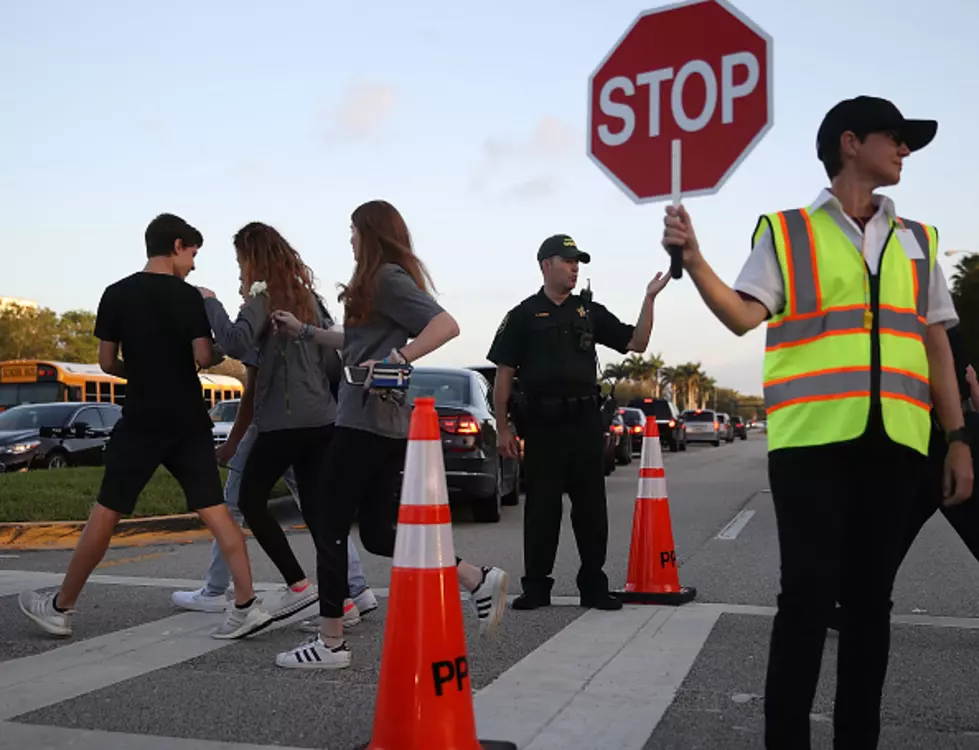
left=758, top=207, right=936, bottom=456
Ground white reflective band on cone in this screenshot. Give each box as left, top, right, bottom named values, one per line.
left=642, top=438, right=663, bottom=466
left=400, top=439, right=450, bottom=508
left=392, top=522, right=457, bottom=569
left=637, top=477, right=668, bottom=500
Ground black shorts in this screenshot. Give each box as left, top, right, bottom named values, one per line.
left=97, top=418, right=224, bottom=515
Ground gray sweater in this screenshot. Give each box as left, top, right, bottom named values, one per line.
left=204, top=293, right=338, bottom=432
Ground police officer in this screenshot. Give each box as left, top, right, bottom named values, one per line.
left=487, top=234, right=669, bottom=611
left=662, top=95, right=973, bottom=748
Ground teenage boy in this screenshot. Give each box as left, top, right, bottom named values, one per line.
left=19, top=213, right=271, bottom=640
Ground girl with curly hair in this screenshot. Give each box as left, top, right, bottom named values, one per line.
left=198, top=222, right=343, bottom=627
left=271, top=200, right=508, bottom=670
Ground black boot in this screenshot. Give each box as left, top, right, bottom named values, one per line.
left=580, top=591, right=623, bottom=611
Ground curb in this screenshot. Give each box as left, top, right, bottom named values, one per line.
left=0, top=496, right=302, bottom=551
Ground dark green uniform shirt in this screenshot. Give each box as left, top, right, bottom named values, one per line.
left=487, top=288, right=635, bottom=398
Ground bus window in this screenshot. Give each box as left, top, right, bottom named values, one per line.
left=67, top=385, right=82, bottom=402
left=203, top=388, right=213, bottom=406
left=114, top=383, right=126, bottom=405
left=85, top=381, right=98, bottom=402
left=99, top=382, right=111, bottom=402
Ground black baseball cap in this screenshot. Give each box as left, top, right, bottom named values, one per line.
left=816, top=96, right=937, bottom=162
left=537, top=234, right=591, bottom=264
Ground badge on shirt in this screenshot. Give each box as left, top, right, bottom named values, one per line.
left=576, top=306, right=586, bottom=318
left=896, top=228, right=925, bottom=261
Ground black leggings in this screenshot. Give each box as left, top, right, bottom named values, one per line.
left=316, top=426, right=407, bottom=618
left=238, top=425, right=333, bottom=587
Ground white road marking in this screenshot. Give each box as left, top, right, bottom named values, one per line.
left=0, top=722, right=311, bottom=750
left=715, top=509, right=756, bottom=540
left=474, top=604, right=721, bottom=749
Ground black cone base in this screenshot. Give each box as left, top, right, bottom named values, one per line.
left=611, top=586, right=697, bottom=606
left=480, top=742, right=518, bottom=749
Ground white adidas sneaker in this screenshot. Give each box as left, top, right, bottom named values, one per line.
left=276, top=635, right=351, bottom=670
left=469, top=567, right=509, bottom=636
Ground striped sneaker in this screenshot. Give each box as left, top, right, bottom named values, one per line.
left=276, top=635, right=351, bottom=670
left=468, top=566, right=509, bottom=636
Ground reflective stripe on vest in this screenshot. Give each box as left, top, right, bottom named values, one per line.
left=761, top=207, right=935, bottom=455
left=764, top=366, right=931, bottom=414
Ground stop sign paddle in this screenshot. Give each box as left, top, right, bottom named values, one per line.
left=587, top=0, right=774, bottom=279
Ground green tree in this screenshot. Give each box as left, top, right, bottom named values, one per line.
left=56, top=310, right=99, bottom=363
left=950, top=255, right=979, bottom=370
left=0, top=305, right=61, bottom=360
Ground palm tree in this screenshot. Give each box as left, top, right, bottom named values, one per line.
left=951, top=255, right=979, bottom=297
left=645, top=353, right=665, bottom=397
left=699, top=375, right=717, bottom=409
left=623, top=353, right=647, bottom=383
left=677, top=362, right=703, bottom=410
left=602, top=361, right=629, bottom=383
left=659, top=365, right=681, bottom=404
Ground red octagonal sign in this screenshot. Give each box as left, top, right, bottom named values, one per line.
left=588, top=0, right=774, bottom=204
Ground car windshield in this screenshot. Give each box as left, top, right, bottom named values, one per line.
left=407, top=372, right=472, bottom=406
left=209, top=401, right=239, bottom=423
left=684, top=411, right=715, bottom=422
left=0, top=404, right=76, bottom=431
left=620, top=409, right=644, bottom=425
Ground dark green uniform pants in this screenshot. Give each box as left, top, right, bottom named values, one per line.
left=521, top=403, right=609, bottom=597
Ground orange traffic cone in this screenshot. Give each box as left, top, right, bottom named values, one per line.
left=367, top=396, right=516, bottom=750
left=613, top=418, right=696, bottom=605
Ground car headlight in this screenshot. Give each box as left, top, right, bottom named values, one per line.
left=1, top=441, right=41, bottom=455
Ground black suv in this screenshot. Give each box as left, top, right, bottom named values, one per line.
left=627, top=397, right=687, bottom=452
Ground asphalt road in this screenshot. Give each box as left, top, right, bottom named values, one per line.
left=1, top=431, right=978, bottom=749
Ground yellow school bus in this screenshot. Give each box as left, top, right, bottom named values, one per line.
left=0, top=360, right=242, bottom=412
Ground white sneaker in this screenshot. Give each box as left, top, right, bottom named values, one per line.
left=353, top=587, right=378, bottom=617
left=298, top=597, right=360, bottom=634
left=276, top=635, right=351, bottom=670
left=469, top=567, right=509, bottom=636
left=19, top=590, right=72, bottom=636
left=210, top=598, right=273, bottom=639
left=171, top=587, right=230, bottom=613
left=267, top=583, right=318, bottom=621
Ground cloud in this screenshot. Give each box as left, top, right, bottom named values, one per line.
left=326, top=81, right=397, bottom=141
left=470, top=116, right=579, bottom=198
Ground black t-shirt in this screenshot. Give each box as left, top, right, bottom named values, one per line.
left=487, top=288, right=634, bottom=396
left=94, top=272, right=213, bottom=433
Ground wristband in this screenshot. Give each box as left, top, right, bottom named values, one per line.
left=947, top=427, right=971, bottom=447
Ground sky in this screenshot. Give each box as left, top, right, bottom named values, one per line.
left=3, top=0, right=977, bottom=395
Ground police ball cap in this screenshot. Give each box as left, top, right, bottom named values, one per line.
left=537, top=234, right=591, bottom=264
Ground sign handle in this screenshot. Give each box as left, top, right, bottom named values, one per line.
left=668, top=138, right=683, bottom=280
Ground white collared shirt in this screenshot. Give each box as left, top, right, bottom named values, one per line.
left=733, top=189, right=959, bottom=327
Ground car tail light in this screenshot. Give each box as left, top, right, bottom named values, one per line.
left=439, top=415, right=480, bottom=435
left=714, top=422, right=719, bottom=430
left=631, top=425, right=643, bottom=434
left=611, top=423, right=623, bottom=435
left=668, top=419, right=676, bottom=427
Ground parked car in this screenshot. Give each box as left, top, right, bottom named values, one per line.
left=732, top=414, right=748, bottom=440
left=407, top=367, right=520, bottom=523
left=465, top=364, right=525, bottom=487
left=209, top=398, right=240, bottom=445
left=682, top=408, right=721, bottom=446
left=628, top=397, right=687, bottom=452
left=0, top=402, right=120, bottom=472
left=610, top=413, right=633, bottom=465
left=716, top=413, right=735, bottom=443
left=618, top=406, right=646, bottom=453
